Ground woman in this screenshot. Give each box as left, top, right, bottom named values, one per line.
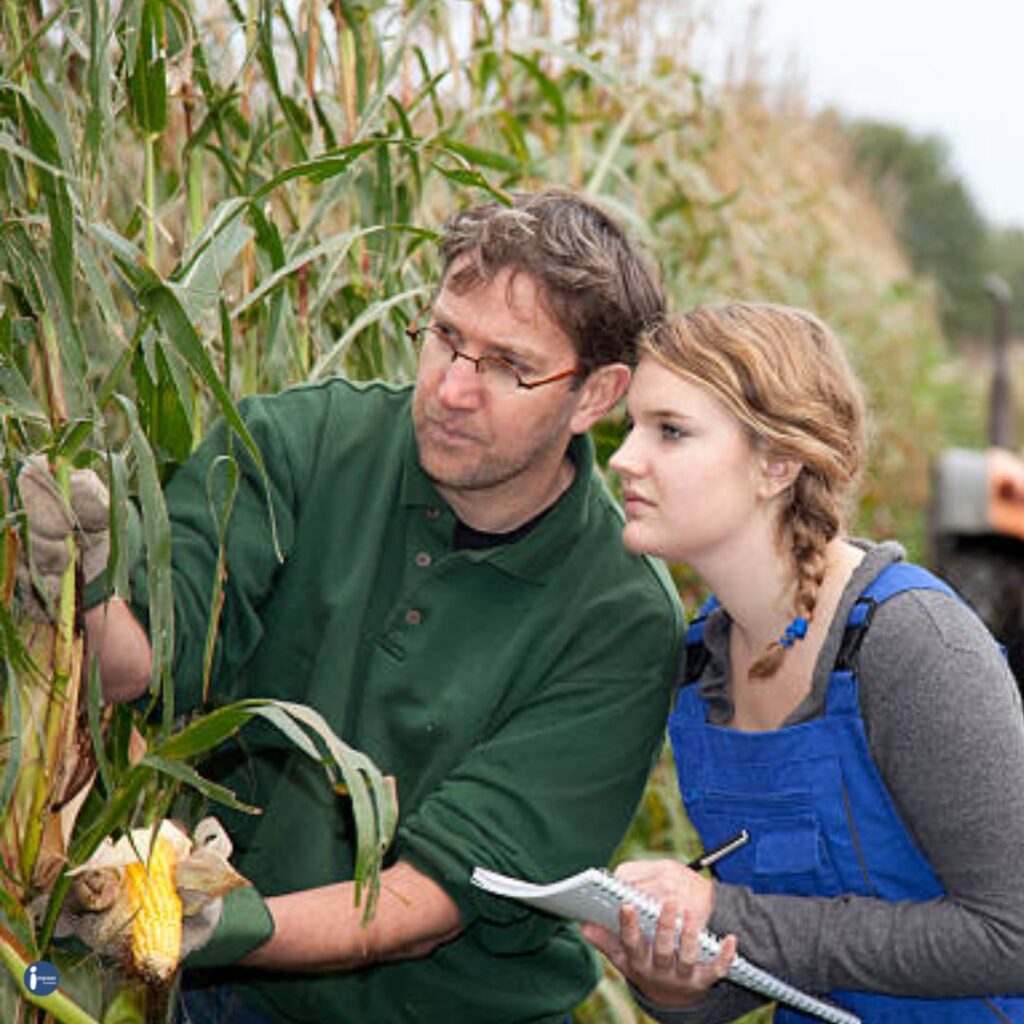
left=582, top=303, right=1024, bottom=1022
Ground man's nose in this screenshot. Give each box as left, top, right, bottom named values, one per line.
left=436, top=353, right=485, bottom=408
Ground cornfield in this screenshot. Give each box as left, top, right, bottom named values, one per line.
left=0, top=1, right=978, bottom=1022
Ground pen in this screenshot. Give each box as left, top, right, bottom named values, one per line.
left=686, top=829, right=750, bottom=871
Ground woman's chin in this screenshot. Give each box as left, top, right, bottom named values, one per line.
left=621, top=523, right=652, bottom=556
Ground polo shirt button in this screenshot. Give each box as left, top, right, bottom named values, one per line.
left=405, top=609, right=423, bottom=626
left=415, top=551, right=432, bottom=568
left=426, top=506, right=441, bottom=520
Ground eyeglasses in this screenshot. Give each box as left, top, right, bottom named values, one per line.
left=406, top=315, right=579, bottom=393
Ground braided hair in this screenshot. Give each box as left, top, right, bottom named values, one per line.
left=640, top=303, right=867, bottom=677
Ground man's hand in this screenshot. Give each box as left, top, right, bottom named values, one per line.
left=16, top=454, right=110, bottom=619
left=180, top=818, right=275, bottom=969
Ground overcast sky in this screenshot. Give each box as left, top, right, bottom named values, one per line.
left=694, top=0, right=1024, bottom=229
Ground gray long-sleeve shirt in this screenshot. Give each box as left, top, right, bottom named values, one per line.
left=639, top=541, right=1024, bottom=1023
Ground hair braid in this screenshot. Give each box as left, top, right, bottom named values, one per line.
left=748, top=472, right=837, bottom=678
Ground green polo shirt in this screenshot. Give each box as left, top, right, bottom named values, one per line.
left=134, top=378, right=682, bottom=1023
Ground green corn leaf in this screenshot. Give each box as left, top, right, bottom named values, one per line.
left=509, top=52, right=568, bottom=130
left=438, top=137, right=523, bottom=174
left=52, top=420, right=94, bottom=462
left=0, top=672, right=22, bottom=832
left=126, top=0, right=167, bottom=135
left=585, top=92, right=645, bottom=197
left=112, top=395, right=173, bottom=717
left=250, top=141, right=382, bottom=198
left=89, top=224, right=275, bottom=516
left=99, top=985, right=146, bottom=1024
left=149, top=698, right=396, bottom=917
left=310, top=284, right=428, bottom=380
left=149, top=704, right=253, bottom=760
left=199, top=453, right=238, bottom=702
left=0, top=886, right=36, bottom=961
left=84, top=0, right=114, bottom=173
left=432, top=163, right=513, bottom=204
left=263, top=701, right=396, bottom=917
left=174, top=201, right=254, bottom=321
left=66, top=768, right=148, bottom=866
left=0, top=349, right=46, bottom=423
left=86, top=656, right=113, bottom=796
left=139, top=755, right=260, bottom=814
left=131, top=339, right=194, bottom=469
left=232, top=225, right=386, bottom=321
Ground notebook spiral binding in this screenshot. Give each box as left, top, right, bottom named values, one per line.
left=594, top=870, right=861, bottom=1024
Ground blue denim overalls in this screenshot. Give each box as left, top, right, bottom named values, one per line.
left=669, top=562, right=1024, bottom=1023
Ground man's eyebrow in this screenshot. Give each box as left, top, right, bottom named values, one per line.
left=429, top=307, right=540, bottom=362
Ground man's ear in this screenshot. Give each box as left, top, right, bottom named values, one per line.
left=569, top=363, right=632, bottom=434
left=758, top=453, right=802, bottom=500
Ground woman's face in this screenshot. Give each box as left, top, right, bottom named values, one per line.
left=610, top=357, right=773, bottom=565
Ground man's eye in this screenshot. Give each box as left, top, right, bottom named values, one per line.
left=494, top=352, right=528, bottom=374
left=433, top=323, right=461, bottom=346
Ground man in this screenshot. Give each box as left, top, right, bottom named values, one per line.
left=49, top=189, right=683, bottom=1022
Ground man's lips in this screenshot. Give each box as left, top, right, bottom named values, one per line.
left=422, top=415, right=484, bottom=446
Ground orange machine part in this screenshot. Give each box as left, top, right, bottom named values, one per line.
left=989, top=449, right=1024, bottom=541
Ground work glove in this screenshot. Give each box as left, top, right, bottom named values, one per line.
left=179, top=818, right=275, bottom=969
left=15, top=454, right=110, bottom=620
left=181, top=881, right=274, bottom=968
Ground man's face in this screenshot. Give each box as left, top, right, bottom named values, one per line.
left=412, top=265, right=584, bottom=514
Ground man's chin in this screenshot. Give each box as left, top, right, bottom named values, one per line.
left=418, top=448, right=487, bottom=492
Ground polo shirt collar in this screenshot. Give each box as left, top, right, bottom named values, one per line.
left=400, top=415, right=598, bottom=584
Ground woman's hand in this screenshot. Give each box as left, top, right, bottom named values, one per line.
left=580, top=859, right=737, bottom=1008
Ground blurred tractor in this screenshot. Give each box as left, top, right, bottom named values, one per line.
left=929, top=275, right=1024, bottom=684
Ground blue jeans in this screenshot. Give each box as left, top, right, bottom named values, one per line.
left=177, top=985, right=277, bottom=1024
left=179, top=983, right=574, bottom=1024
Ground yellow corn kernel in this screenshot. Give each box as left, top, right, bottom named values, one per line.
left=123, top=835, right=183, bottom=984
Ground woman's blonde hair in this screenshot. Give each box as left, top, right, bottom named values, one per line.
left=641, top=302, right=868, bottom=677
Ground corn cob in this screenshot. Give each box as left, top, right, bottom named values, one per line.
left=123, top=835, right=183, bottom=984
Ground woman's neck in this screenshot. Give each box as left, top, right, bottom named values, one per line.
left=698, top=531, right=798, bottom=655
left=716, top=537, right=864, bottom=731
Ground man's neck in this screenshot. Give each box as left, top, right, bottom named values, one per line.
left=439, top=454, right=576, bottom=533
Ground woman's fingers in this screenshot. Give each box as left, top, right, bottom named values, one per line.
left=651, top=900, right=681, bottom=971
left=676, top=905, right=702, bottom=965
left=618, top=903, right=648, bottom=959
left=710, top=933, right=738, bottom=980
left=579, top=922, right=619, bottom=958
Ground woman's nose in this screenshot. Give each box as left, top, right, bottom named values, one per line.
left=610, top=431, right=641, bottom=477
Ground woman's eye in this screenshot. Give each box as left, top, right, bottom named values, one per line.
left=660, top=423, right=686, bottom=441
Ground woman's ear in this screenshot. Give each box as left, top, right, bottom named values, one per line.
left=569, top=363, right=632, bottom=434
left=758, top=453, right=802, bottom=500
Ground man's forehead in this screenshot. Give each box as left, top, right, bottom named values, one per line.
left=434, top=264, right=551, bottom=328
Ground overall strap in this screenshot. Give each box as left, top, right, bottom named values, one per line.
left=681, top=594, right=721, bottom=686
left=834, top=562, right=959, bottom=673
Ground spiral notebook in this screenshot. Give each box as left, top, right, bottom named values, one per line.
left=471, top=865, right=861, bottom=1024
